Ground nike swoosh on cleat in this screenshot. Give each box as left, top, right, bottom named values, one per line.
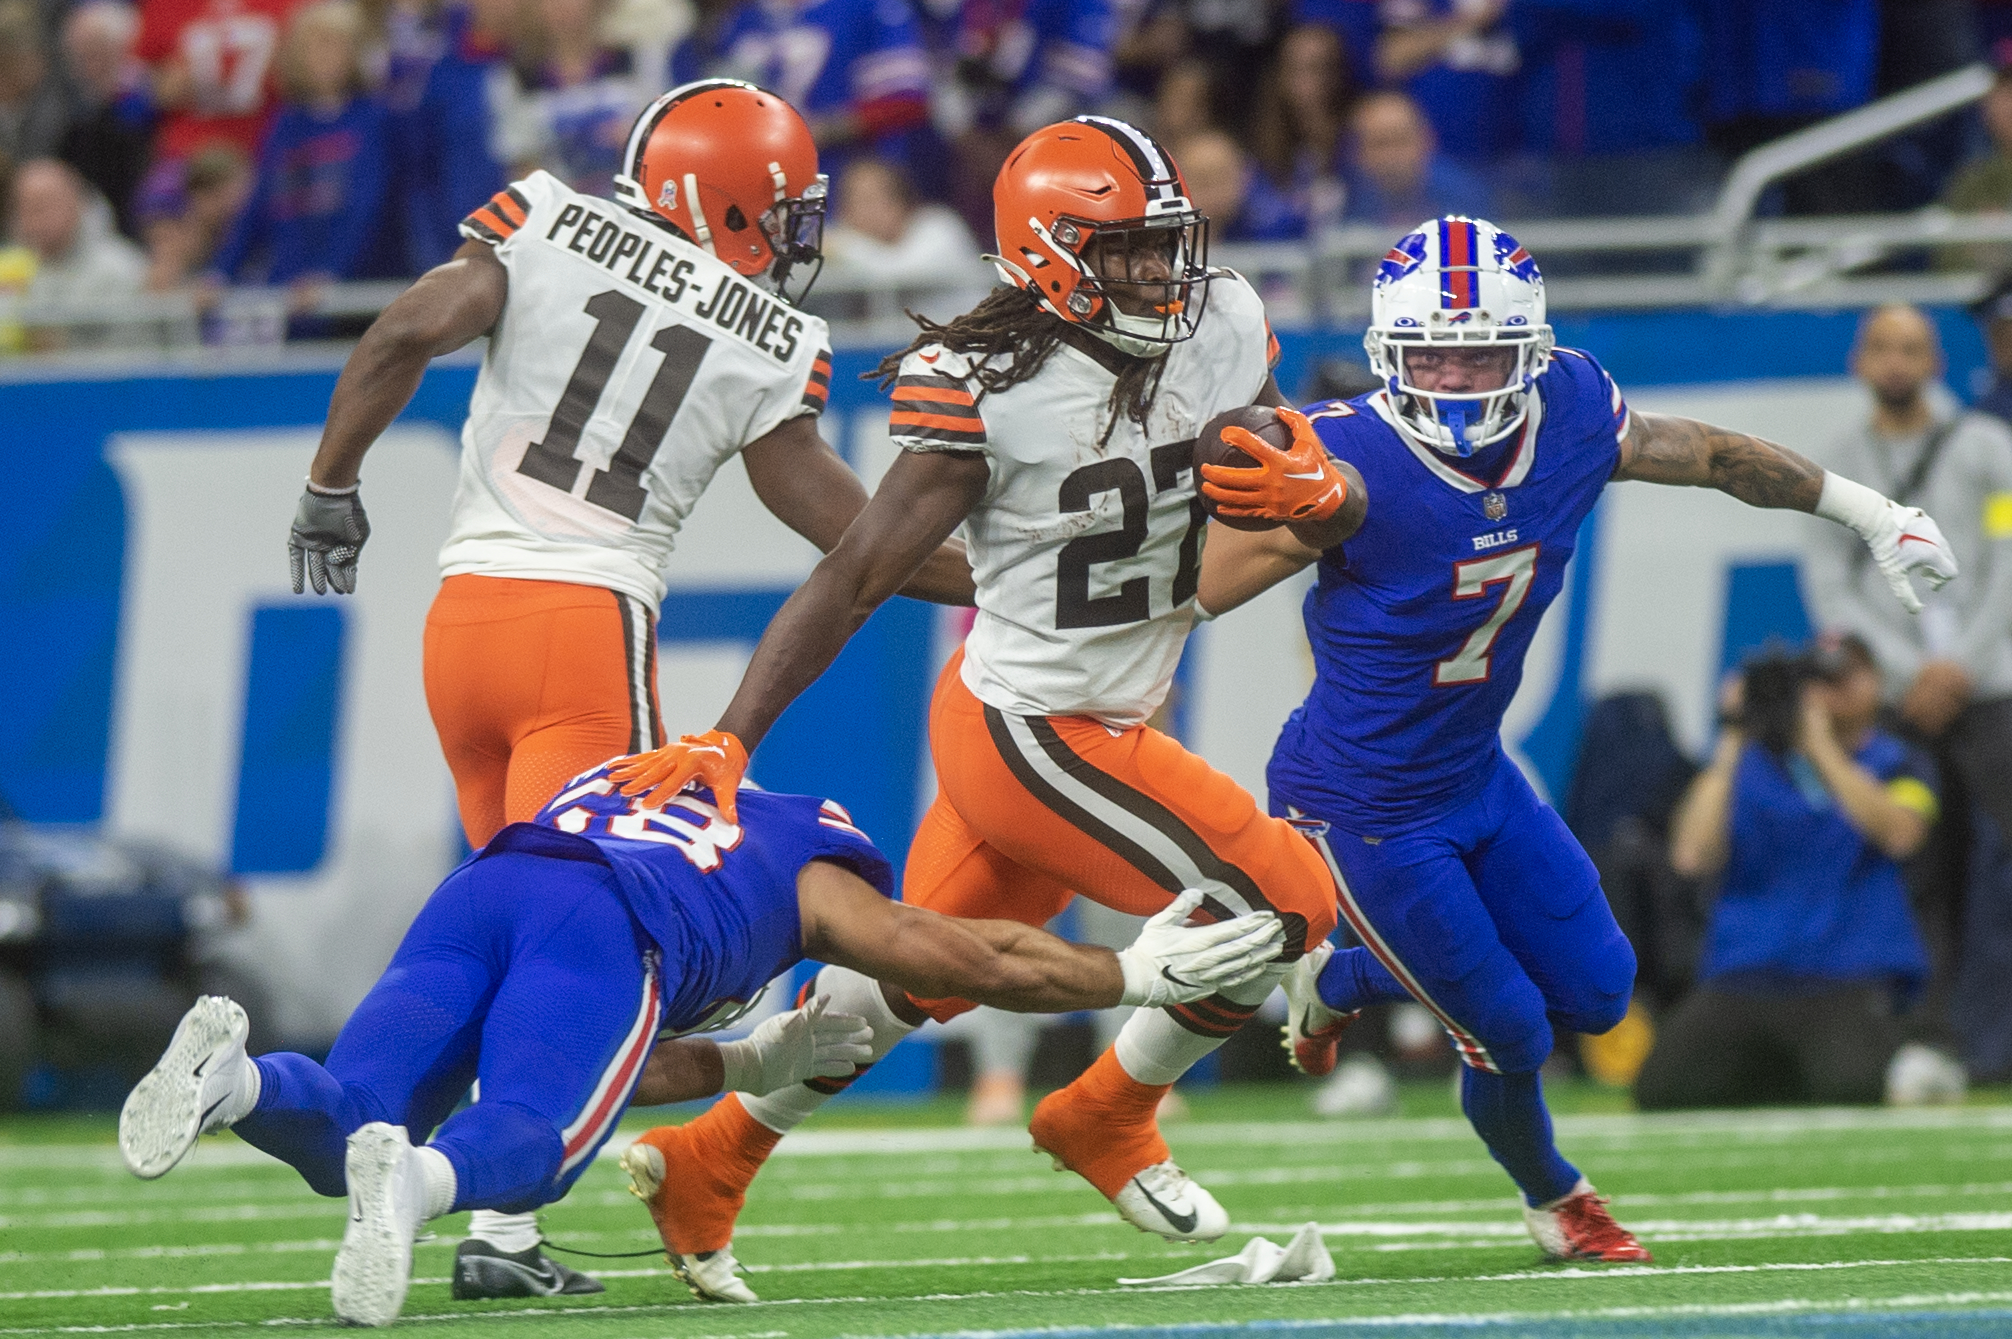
left=1132, top=1177, right=1199, bottom=1235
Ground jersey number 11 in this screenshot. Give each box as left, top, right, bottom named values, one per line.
left=518, top=290, right=715, bottom=522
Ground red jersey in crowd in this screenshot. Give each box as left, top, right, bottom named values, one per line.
left=140, top=0, right=302, bottom=159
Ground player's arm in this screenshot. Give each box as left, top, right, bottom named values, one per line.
left=608, top=447, right=989, bottom=818
left=629, top=1001, right=873, bottom=1105
left=1797, top=690, right=1933, bottom=860
left=1195, top=523, right=1322, bottom=618
left=742, top=414, right=976, bottom=606
left=796, top=860, right=1284, bottom=1013
left=1616, top=411, right=1959, bottom=613
left=289, top=240, right=507, bottom=594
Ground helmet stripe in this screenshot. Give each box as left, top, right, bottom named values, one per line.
left=1439, top=217, right=1478, bottom=309
left=1074, top=115, right=1178, bottom=202
left=623, top=78, right=760, bottom=190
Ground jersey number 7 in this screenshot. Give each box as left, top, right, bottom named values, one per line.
left=517, top=290, right=715, bottom=522
left=1435, top=544, right=1538, bottom=686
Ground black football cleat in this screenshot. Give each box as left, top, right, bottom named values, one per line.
left=451, top=1238, right=606, bottom=1298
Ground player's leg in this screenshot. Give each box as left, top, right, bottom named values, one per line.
left=625, top=790, right=1074, bottom=1289
left=330, top=854, right=656, bottom=1325
left=426, top=576, right=657, bottom=1283
left=1456, top=760, right=1651, bottom=1260
left=931, top=674, right=1336, bottom=1238
left=121, top=854, right=517, bottom=1189
left=500, top=588, right=662, bottom=825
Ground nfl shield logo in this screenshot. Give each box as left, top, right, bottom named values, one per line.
left=1484, top=491, right=1507, bottom=521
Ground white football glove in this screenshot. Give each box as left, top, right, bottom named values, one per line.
left=714, top=994, right=872, bottom=1097
left=1116, top=889, right=1287, bottom=1009
left=1816, top=472, right=1960, bottom=614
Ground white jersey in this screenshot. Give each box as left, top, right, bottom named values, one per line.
left=889, top=272, right=1275, bottom=726
left=439, top=171, right=832, bottom=611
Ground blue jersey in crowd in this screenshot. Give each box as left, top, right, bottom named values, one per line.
left=690, top=0, right=930, bottom=126
left=1514, top=0, right=1702, bottom=155
left=484, top=765, right=895, bottom=1036
left=1701, top=733, right=1934, bottom=996
left=1698, top=0, right=1878, bottom=124
left=1268, top=346, right=1629, bottom=834
left=211, top=95, right=394, bottom=284
left=394, top=3, right=509, bottom=272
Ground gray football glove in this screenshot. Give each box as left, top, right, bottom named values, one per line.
left=289, top=483, right=369, bottom=595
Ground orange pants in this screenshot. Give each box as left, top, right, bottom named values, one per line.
left=423, top=574, right=663, bottom=847
left=904, top=650, right=1338, bottom=1026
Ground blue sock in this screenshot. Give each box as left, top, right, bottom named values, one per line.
left=1315, top=945, right=1410, bottom=1013
left=1459, top=1067, right=1581, bottom=1206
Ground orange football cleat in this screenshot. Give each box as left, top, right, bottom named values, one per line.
left=1029, top=1050, right=1228, bottom=1242
left=620, top=1095, right=779, bottom=1258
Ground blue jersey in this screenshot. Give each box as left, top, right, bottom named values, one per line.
left=1702, top=731, right=1932, bottom=995
left=694, top=0, right=930, bottom=124
left=482, top=765, right=894, bottom=1035
left=1267, top=347, right=1628, bottom=833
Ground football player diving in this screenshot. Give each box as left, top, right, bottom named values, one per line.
left=118, top=760, right=1285, bottom=1327
left=282, top=79, right=972, bottom=1293
left=1194, top=216, right=1961, bottom=1261
left=606, top=115, right=1366, bottom=1296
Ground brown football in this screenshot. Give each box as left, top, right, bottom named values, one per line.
left=1194, top=405, right=1291, bottom=531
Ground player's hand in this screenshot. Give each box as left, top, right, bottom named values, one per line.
left=1116, top=890, right=1286, bottom=1008
left=1841, top=495, right=1959, bottom=614
left=1200, top=407, right=1349, bottom=524
left=288, top=482, right=370, bottom=595
left=714, top=994, right=873, bottom=1097
left=608, top=730, right=750, bottom=821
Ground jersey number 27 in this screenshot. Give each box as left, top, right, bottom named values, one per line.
left=1435, top=544, right=1538, bottom=686
left=1054, top=442, right=1204, bottom=628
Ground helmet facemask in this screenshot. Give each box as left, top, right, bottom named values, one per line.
left=762, top=174, right=827, bottom=305
left=1045, top=207, right=1212, bottom=358
left=1366, top=327, right=1553, bottom=458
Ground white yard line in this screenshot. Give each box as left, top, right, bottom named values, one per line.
left=5, top=1258, right=2009, bottom=1334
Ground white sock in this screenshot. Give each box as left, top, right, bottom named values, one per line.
left=1113, top=964, right=1287, bottom=1086
left=740, top=967, right=917, bottom=1135
left=412, top=1145, right=458, bottom=1221
left=211, top=1054, right=263, bottom=1130
left=466, top=1208, right=541, bottom=1253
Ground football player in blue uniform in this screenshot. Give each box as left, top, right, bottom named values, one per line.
left=1194, top=216, right=1962, bottom=1263
left=116, top=761, right=1283, bottom=1326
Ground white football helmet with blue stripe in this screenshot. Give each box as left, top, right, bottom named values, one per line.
left=1364, top=216, right=1554, bottom=457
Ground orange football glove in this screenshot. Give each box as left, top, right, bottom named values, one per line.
left=1200, top=407, right=1349, bottom=524
left=607, top=729, right=749, bottom=822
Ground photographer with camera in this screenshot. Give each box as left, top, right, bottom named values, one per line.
left=1635, top=633, right=1961, bottom=1110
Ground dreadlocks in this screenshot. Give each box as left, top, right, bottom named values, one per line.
left=869, top=288, right=1168, bottom=446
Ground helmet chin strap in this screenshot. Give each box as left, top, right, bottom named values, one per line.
left=1087, top=308, right=1175, bottom=360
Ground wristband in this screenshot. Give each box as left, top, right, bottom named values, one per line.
left=305, top=477, right=360, bottom=497
left=1814, top=471, right=1886, bottom=536
left=714, top=1037, right=757, bottom=1094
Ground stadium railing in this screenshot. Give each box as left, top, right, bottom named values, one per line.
left=3, top=63, right=2005, bottom=356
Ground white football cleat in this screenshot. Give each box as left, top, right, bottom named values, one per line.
left=331, top=1123, right=429, bottom=1326
left=668, top=1246, right=758, bottom=1303
left=1281, top=942, right=1357, bottom=1078
left=120, top=995, right=252, bottom=1179
left=1111, top=1160, right=1229, bottom=1243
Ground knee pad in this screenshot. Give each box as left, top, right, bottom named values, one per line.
left=1554, top=939, right=1637, bottom=1037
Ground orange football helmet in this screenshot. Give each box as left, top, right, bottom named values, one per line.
left=614, top=79, right=828, bottom=302
left=992, top=115, right=1211, bottom=355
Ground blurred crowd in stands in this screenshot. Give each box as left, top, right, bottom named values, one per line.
left=7, top=0, right=2012, bottom=344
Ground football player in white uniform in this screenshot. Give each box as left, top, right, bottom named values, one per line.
left=281, top=79, right=971, bottom=1297
left=608, top=116, right=1366, bottom=1297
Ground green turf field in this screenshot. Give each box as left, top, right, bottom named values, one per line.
left=4, top=1082, right=2010, bottom=1339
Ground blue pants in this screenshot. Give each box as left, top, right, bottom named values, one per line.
left=1278, top=755, right=1635, bottom=1205
left=1281, top=753, right=1635, bottom=1075
left=234, top=852, right=663, bottom=1213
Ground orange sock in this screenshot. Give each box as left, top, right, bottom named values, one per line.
left=1030, top=1048, right=1172, bottom=1199
left=654, top=1094, right=782, bottom=1253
